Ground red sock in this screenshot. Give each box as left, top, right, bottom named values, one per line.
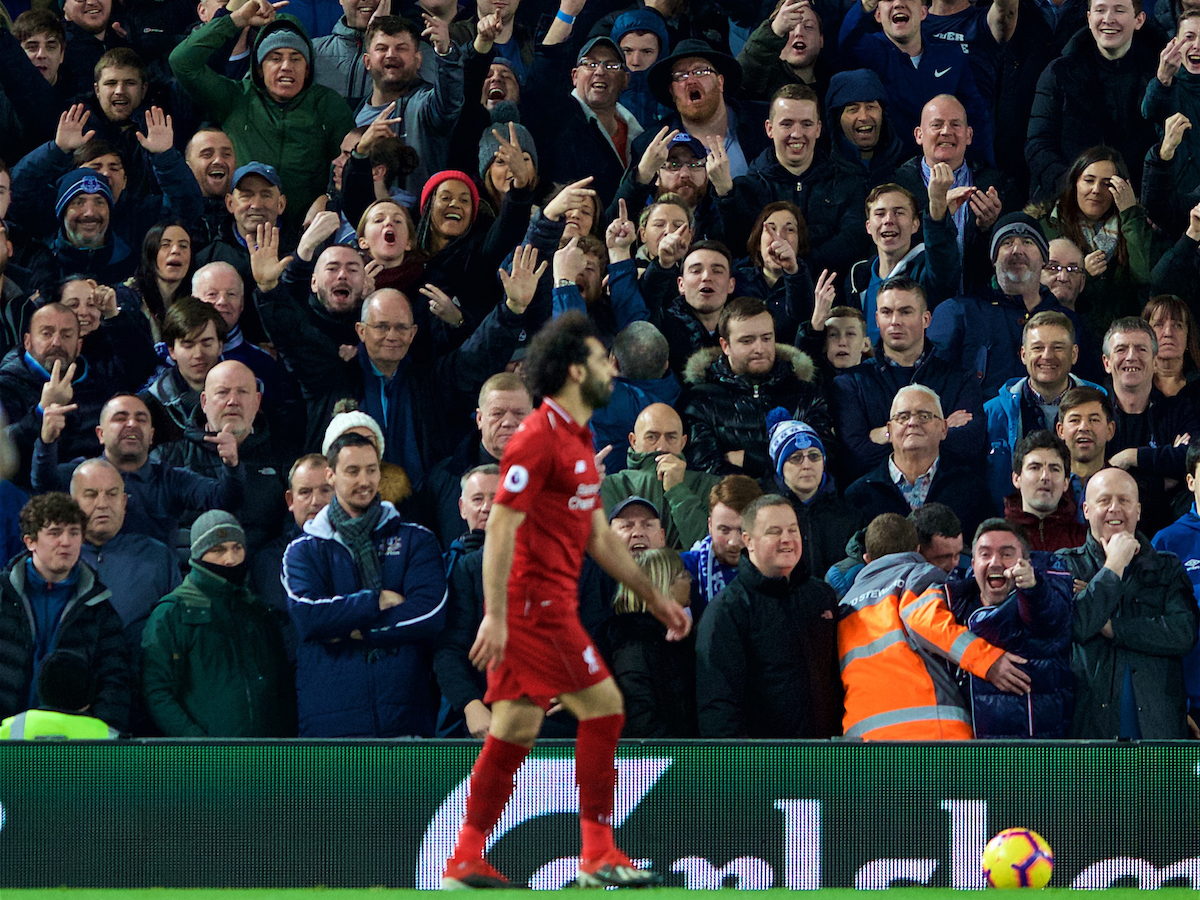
left=576, top=713, right=624, bottom=860
left=453, top=735, right=530, bottom=860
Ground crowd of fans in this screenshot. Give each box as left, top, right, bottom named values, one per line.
left=0, top=0, right=1198, bottom=741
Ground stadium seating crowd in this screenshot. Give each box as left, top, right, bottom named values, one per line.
left=0, top=0, right=1197, bottom=741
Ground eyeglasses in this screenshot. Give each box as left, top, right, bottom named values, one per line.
left=788, top=449, right=824, bottom=464
left=577, top=59, right=625, bottom=72
left=660, top=160, right=706, bottom=171
left=670, top=66, right=717, bottom=82
left=1042, top=264, right=1083, bottom=276
left=889, top=410, right=941, bottom=425
left=364, top=322, right=416, bottom=336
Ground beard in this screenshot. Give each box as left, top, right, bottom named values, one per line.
left=580, top=368, right=613, bottom=409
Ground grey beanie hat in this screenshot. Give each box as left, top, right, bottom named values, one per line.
left=190, top=510, right=247, bottom=561
left=479, top=102, right=539, bottom=178
left=256, top=29, right=312, bottom=66
left=990, top=212, right=1049, bottom=263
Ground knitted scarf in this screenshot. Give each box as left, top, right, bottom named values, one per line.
left=328, top=495, right=384, bottom=591
left=692, top=534, right=732, bottom=603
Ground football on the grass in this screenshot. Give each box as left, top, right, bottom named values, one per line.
left=982, top=828, right=1054, bottom=889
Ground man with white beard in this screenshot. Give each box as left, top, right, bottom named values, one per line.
left=929, top=212, right=1089, bottom=397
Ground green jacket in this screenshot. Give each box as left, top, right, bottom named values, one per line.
left=141, top=563, right=295, bottom=737
left=600, top=450, right=722, bottom=550
left=169, top=15, right=356, bottom=223
left=0, top=709, right=118, bottom=739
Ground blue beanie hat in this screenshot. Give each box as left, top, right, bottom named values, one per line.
left=825, top=69, right=888, bottom=111
left=55, top=169, right=113, bottom=219
left=767, top=407, right=826, bottom=491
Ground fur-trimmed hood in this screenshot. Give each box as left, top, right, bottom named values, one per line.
left=683, top=344, right=816, bottom=386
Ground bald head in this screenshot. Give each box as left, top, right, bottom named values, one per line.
left=630, top=403, right=686, bottom=455
left=915, top=94, right=972, bottom=170
left=71, top=458, right=127, bottom=545
left=201, top=359, right=261, bottom=439
left=97, top=393, right=153, bottom=469
left=1082, top=467, right=1141, bottom=542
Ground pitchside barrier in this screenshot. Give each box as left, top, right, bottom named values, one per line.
left=1, top=740, right=1198, bottom=890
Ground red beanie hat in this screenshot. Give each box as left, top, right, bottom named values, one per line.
left=420, top=171, right=480, bottom=223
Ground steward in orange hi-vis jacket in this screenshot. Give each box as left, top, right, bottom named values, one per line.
left=838, top=551, right=1006, bottom=740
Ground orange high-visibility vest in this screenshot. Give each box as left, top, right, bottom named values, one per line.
left=838, top=553, right=1005, bottom=740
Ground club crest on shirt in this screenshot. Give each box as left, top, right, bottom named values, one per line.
left=574, top=459, right=587, bottom=474
left=583, top=645, right=601, bottom=674
left=505, top=465, right=530, bottom=493
left=380, top=535, right=404, bottom=555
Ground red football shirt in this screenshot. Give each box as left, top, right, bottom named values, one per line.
left=493, top=397, right=600, bottom=616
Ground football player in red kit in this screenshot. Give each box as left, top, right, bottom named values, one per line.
left=442, top=311, right=691, bottom=889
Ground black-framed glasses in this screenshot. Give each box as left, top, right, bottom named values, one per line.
left=1042, top=264, right=1083, bottom=276
left=660, top=160, right=706, bottom=171
left=670, top=66, right=717, bottom=82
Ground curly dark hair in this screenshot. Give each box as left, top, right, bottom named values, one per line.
left=19, top=492, right=87, bottom=540
left=522, top=311, right=601, bottom=402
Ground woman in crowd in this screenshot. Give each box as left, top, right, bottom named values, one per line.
left=734, top=201, right=816, bottom=345
left=1033, top=147, right=1154, bottom=337
left=1142, top=294, right=1200, bottom=399
left=416, top=166, right=533, bottom=324
left=636, top=195, right=693, bottom=273
left=323, top=400, right=413, bottom=509
left=600, top=548, right=698, bottom=738
left=357, top=199, right=426, bottom=297
left=478, top=111, right=539, bottom=218
left=767, top=408, right=865, bottom=579
left=56, top=275, right=158, bottom=391
left=117, top=221, right=194, bottom=342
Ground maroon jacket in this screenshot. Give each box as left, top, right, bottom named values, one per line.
left=1004, top=494, right=1088, bottom=554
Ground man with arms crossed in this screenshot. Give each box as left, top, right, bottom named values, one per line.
left=443, top=311, right=690, bottom=889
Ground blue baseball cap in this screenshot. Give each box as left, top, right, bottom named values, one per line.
left=668, top=132, right=707, bottom=159
left=609, top=495, right=661, bottom=522
left=231, top=161, right=282, bottom=191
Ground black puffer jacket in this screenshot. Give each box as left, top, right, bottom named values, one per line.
left=0, top=556, right=131, bottom=731
left=597, top=612, right=698, bottom=738
left=682, top=344, right=832, bottom=478
left=656, top=294, right=722, bottom=379
left=695, top=554, right=842, bottom=738
left=784, top=486, right=867, bottom=584
left=1057, top=532, right=1198, bottom=739
left=1026, top=29, right=1160, bottom=203
left=947, top=552, right=1075, bottom=738
left=714, top=147, right=870, bottom=278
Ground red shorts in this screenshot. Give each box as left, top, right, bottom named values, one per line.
left=485, top=610, right=610, bottom=710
